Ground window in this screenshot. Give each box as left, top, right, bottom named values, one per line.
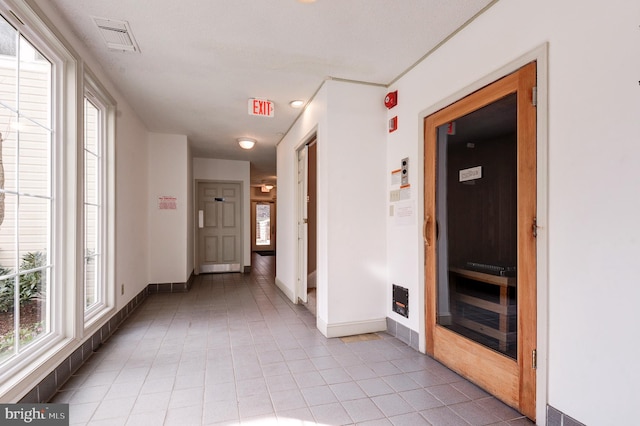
left=83, top=97, right=101, bottom=313
left=82, top=71, right=115, bottom=325
left=0, top=1, right=114, bottom=396
left=0, top=14, right=53, bottom=364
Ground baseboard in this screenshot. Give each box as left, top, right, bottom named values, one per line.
left=19, top=286, right=149, bottom=403
left=275, top=277, right=296, bottom=303
left=148, top=270, right=195, bottom=293
left=22, top=270, right=197, bottom=403
left=547, top=405, right=585, bottom=426
left=386, top=316, right=420, bottom=352
left=317, top=317, right=387, bottom=338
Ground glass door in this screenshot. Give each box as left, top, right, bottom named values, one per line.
left=424, top=62, right=537, bottom=419
left=436, top=93, right=518, bottom=359
left=254, top=202, right=274, bottom=252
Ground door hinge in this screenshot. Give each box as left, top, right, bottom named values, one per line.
left=532, top=86, right=538, bottom=107
left=532, top=349, right=538, bottom=369
left=532, top=217, right=538, bottom=238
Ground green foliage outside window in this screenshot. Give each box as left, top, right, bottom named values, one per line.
left=0, top=252, right=46, bottom=312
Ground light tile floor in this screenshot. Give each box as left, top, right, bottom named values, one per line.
left=52, top=253, right=535, bottom=425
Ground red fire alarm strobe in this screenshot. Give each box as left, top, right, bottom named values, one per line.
left=384, top=91, right=398, bottom=109
left=389, top=116, right=398, bottom=133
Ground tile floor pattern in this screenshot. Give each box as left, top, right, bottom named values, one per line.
left=51, top=254, right=535, bottom=425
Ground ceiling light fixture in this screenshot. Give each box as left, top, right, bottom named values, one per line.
left=238, top=138, right=256, bottom=149
left=289, top=100, right=305, bottom=108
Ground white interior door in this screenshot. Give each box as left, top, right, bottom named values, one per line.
left=297, top=146, right=308, bottom=303
left=197, top=181, right=242, bottom=273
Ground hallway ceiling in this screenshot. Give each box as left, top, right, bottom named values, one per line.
left=43, top=0, right=495, bottom=186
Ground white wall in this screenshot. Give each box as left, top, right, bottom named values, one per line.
left=193, top=157, right=251, bottom=269
left=148, top=133, right=190, bottom=283
left=277, top=80, right=387, bottom=337
left=388, top=0, right=640, bottom=424
left=114, top=101, right=149, bottom=308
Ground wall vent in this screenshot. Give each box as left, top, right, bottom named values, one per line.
left=92, top=17, right=140, bottom=53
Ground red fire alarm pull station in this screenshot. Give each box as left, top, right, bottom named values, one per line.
left=389, top=116, right=398, bottom=133
left=384, top=91, right=398, bottom=109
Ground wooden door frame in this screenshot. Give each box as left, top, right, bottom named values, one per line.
left=424, top=63, right=538, bottom=419
left=418, top=47, right=549, bottom=423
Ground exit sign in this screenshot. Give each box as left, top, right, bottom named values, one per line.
left=248, top=98, right=274, bottom=117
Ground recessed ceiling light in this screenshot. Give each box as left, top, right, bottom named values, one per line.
left=289, top=100, right=305, bottom=108
left=297, top=0, right=317, bottom=3
left=238, top=138, right=256, bottom=149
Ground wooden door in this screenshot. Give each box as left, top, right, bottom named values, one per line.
left=197, top=181, right=242, bottom=273
left=424, top=62, right=537, bottom=419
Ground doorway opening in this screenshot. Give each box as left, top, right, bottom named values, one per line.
left=297, top=136, right=317, bottom=314
left=252, top=201, right=276, bottom=255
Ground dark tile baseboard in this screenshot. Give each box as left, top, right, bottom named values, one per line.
left=148, top=270, right=195, bottom=293
left=386, top=316, right=419, bottom=351
left=21, top=271, right=197, bottom=403
left=20, top=286, right=150, bottom=403
left=547, top=405, right=586, bottom=426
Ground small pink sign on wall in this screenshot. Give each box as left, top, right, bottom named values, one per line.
left=158, top=196, right=177, bottom=210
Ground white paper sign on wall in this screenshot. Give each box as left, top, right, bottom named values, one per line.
left=159, top=196, right=177, bottom=209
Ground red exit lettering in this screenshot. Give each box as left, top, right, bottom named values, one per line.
left=248, top=98, right=274, bottom=117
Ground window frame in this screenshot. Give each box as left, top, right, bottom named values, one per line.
left=0, top=0, right=76, bottom=384
left=0, top=0, right=118, bottom=402
left=81, top=69, right=116, bottom=329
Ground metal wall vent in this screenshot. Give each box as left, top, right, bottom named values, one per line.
left=92, top=17, right=140, bottom=53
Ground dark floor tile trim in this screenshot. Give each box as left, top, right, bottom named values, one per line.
left=19, top=286, right=150, bottom=404
left=547, top=405, right=586, bottom=426
left=147, top=270, right=195, bottom=293
left=24, top=271, right=196, bottom=402
left=386, top=316, right=419, bottom=351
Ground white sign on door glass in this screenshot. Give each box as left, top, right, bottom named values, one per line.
left=459, top=166, right=482, bottom=182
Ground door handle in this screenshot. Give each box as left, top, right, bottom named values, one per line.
left=423, top=215, right=430, bottom=247
left=198, top=210, right=204, bottom=228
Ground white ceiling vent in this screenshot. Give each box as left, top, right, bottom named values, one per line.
left=92, top=17, right=140, bottom=53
